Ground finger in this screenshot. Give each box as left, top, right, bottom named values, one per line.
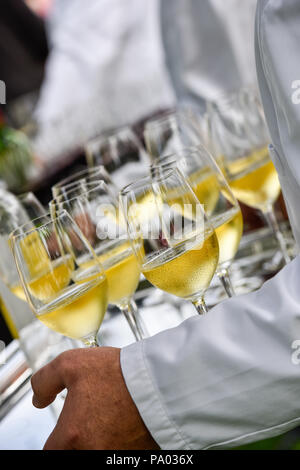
left=31, top=355, right=68, bottom=408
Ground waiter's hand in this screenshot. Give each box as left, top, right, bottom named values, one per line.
left=31, top=347, right=159, bottom=450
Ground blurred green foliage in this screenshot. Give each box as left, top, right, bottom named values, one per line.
left=234, top=428, right=300, bottom=450
left=0, top=126, right=32, bottom=191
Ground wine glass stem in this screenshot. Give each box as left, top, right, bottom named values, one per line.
left=82, top=335, right=100, bottom=347
left=121, top=299, right=148, bottom=341
left=263, top=205, right=291, bottom=265
left=192, top=296, right=208, bottom=315
left=217, top=267, right=235, bottom=297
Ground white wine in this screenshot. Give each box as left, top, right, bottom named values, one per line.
left=142, top=231, right=219, bottom=300
left=188, top=168, right=219, bottom=215
left=127, top=191, right=161, bottom=223
left=165, top=170, right=220, bottom=220
left=98, top=242, right=141, bottom=306
left=28, top=258, right=74, bottom=301
left=25, top=253, right=109, bottom=340
left=37, top=276, right=108, bottom=340
left=228, top=146, right=281, bottom=211
left=10, top=284, right=27, bottom=302
left=212, top=208, right=243, bottom=267
left=20, top=231, right=54, bottom=278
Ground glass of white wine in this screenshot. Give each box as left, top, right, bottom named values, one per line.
left=120, top=166, right=220, bottom=315
left=9, top=211, right=108, bottom=347
left=0, top=192, right=48, bottom=305
left=151, top=147, right=243, bottom=297
left=207, top=89, right=291, bottom=264
left=49, top=181, right=148, bottom=341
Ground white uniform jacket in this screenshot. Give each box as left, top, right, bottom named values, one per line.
left=121, top=0, right=300, bottom=449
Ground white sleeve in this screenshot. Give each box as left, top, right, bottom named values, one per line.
left=122, top=257, right=300, bottom=449
left=160, top=0, right=257, bottom=105
left=255, top=0, right=300, bottom=249
left=121, top=0, right=300, bottom=450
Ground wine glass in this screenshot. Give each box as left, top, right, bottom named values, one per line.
left=144, top=111, right=243, bottom=296
left=0, top=190, right=33, bottom=338
left=151, top=147, right=243, bottom=297
left=17, top=192, right=47, bottom=220
left=52, top=165, right=116, bottom=199
left=144, top=110, right=201, bottom=161
left=0, top=193, right=82, bottom=372
left=206, top=89, right=291, bottom=264
left=120, top=166, right=219, bottom=315
left=85, top=126, right=149, bottom=188
left=0, top=192, right=81, bottom=364
left=49, top=181, right=148, bottom=341
left=9, top=211, right=108, bottom=347
left=0, top=191, right=47, bottom=304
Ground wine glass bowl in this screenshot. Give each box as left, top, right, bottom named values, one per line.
left=50, top=181, right=147, bottom=341
left=10, top=212, right=108, bottom=347
left=150, top=147, right=243, bottom=297
left=225, top=146, right=281, bottom=213
left=207, top=88, right=290, bottom=264
left=17, top=192, right=47, bottom=221
left=85, top=126, right=149, bottom=188
left=120, top=166, right=219, bottom=314
left=52, top=165, right=116, bottom=199
left=144, top=110, right=201, bottom=161
left=0, top=191, right=47, bottom=302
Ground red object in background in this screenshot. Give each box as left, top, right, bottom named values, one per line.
left=0, top=110, right=5, bottom=126
left=24, top=0, right=53, bottom=18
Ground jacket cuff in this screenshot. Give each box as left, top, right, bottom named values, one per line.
left=120, top=340, right=189, bottom=450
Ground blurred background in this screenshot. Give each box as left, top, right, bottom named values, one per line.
left=0, top=0, right=297, bottom=450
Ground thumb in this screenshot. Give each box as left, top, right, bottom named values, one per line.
left=31, top=352, right=71, bottom=408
